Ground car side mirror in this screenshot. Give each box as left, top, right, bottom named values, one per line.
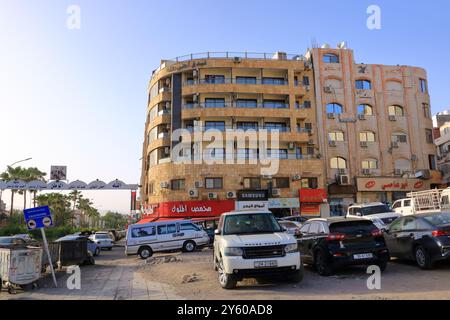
left=214, top=229, right=220, bottom=235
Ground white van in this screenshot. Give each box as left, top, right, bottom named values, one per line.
left=125, top=220, right=210, bottom=259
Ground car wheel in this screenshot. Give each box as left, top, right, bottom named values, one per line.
left=182, top=241, right=196, bottom=253
left=217, top=258, right=237, bottom=289
left=415, top=245, right=434, bottom=269
left=315, top=249, right=333, bottom=276
left=94, top=247, right=100, bottom=256
left=138, top=246, right=153, bottom=260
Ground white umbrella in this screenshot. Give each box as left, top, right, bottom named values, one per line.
left=47, top=181, right=69, bottom=190
left=6, top=180, right=27, bottom=189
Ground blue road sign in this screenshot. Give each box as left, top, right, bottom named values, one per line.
left=23, top=206, right=54, bottom=230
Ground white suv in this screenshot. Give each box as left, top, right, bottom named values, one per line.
left=213, top=211, right=303, bottom=289
left=347, top=202, right=400, bottom=230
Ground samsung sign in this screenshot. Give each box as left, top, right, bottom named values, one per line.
left=237, top=190, right=269, bottom=201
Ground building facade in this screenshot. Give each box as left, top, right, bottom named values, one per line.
left=309, top=46, right=441, bottom=215
left=434, top=116, right=450, bottom=185
left=140, top=52, right=327, bottom=219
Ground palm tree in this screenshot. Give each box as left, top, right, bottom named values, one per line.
left=18, top=167, right=46, bottom=210
left=0, top=166, right=25, bottom=217
left=76, top=197, right=94, bottom=227
left=69, top=190, right=83, bottom=211
left=36, top=193, right=72, bottom=226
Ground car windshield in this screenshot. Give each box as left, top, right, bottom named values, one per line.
left=96, top=234, right=110, bottom=239
left=0, top=237, right=13, bottom=244
left=423, top=212, right=450, bottom=227
left=361, top=205, right=392, bottom=216
left=223, top=213, right=283, bottom=235
left=330, top=221, right=376, bottom=234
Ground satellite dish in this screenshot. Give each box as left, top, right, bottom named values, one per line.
left=337, top=41, right=347, bottom=49
left=321, top=43, right=330, bottom=49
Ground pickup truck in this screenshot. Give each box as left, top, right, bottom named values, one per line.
left=347, top=202, right=400, bottom=230
left=213, top=210, right=303, bottom=289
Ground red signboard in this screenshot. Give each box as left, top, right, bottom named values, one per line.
left=300, top=204, right=321, bottom=216
left=299, top=189, right=327, bottom=203
left=144, top=200, right=235, bottom=219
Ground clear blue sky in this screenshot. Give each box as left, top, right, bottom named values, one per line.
left=0, top=0, right=449, bottom=213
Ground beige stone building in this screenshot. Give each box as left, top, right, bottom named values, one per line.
left=308, top=45, right=441, bottom=215
left=140, top=52, right=327, bottom=219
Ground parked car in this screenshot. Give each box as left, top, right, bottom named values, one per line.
left=384, top=212, right=450, bottom=269
left=126, top=220, right=210, bottom=259
left=57, top=235, right=101, bottom=256
left=213, top=211, right=303, bottom=289
left=392, top=198, right=414, bottom=216
left=278, top=220, right=302, bottom=238
left=0, top=236, right=27, bottom=248
left=279, top=216, right=309, bottom=224
left=297, top=217, right=389, bottom=276
left=193, top=218, right=220, bottom=244
left=347, top=202, right=400, bottom=230
left=89, top=233, right=114, bottom=251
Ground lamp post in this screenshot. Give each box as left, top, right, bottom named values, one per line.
left=0, top=157, right=32, bottom=213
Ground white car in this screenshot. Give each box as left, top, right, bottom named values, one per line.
left=89, top=233, right=114, bottom=250
left=278, top=220, right=302, bottom=238
left=213, top=211, right=303, bottom=289
left=392, top=198, right=414, bottom=215
left=347, top=202, right=400, bottom=230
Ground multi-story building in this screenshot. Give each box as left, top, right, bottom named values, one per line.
left=434, top=115, right=450, bottom=185
left=140, top=52, right=327, bottom=219
left=308, top=45, right=441, bottom=215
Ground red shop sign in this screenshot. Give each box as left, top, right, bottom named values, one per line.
left=153, top=200, right=235, bottom=218
left=365, top=181, right=376, bottom=189
left=299, top=189, right=327, bottom=203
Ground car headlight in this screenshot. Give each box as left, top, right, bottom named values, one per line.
left=223, top=247, right=243, bottom=256
left=285, top=243, right=298, bottom=253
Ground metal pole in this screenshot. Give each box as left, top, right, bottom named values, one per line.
left=41, top=228, right=57, bottom=287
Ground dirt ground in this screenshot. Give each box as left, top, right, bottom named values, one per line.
left=138, top=248, right=450, bottom=300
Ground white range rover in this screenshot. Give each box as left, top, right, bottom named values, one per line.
left=213, top=210, right=303, bottom=289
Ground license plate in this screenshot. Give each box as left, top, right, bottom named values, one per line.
left=254, top=260, right=278, bottom=268
left=353, top=253, right=373, bottom=260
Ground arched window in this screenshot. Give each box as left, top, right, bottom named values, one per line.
left=355, top=80, right=372, bottom=90
left=323, top=53, right=340, bottom=63
left=388, top=105, right=404, bottom=116
left=391, top=132, right=408, bottom=143
left=358, top=104, right=373, bottom=115
left=326, top=103, right=343, bottom=114
left=362, top=159, right=378, bottom=169
left=329, top=131, right=345, bottom=142
left=330, top=157, right=347, bottom=169
left=360, top=131, right=376, bottom=142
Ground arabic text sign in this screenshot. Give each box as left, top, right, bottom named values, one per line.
left=23, top=206, right=54, bottom=230
left=236, top=201, right=269, bottom=211
left=357, top=178, right=430, bottom=192
left=156, top=200, right=235, bottom=218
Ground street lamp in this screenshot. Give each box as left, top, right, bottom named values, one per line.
left=0, top=157, right=33, bottom=209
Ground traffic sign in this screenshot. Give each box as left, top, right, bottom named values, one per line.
left=23, top=206, right=54, bottom=230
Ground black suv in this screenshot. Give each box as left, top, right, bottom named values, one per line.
left=298, top=217, right=389, bottom=276
left=384, top=212, right=450, bottom=269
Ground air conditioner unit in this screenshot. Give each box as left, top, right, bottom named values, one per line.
left=304, top=85, right=310, bottom=91
left=362, top=169, right=371, bottom=175
left=194, top=181, right=204, bottom=188
left=338, top=175, right=351, bottom=186
left=208, top=192, right=218, bottom=200
left=165, top=102, right=171, bottom=109
left=288, top=142, right=295, bottom=150
left=324, top=86, right=333, bottom=93
left=338, top=168, right=347, bottom=175
left=415, top=170, right=431, bottom=180
left=292, top=174, right=302, bottom=181
left=226, top=191, right=237, bottom=199
left=329, top=141, right=337, bottom=147
left=327, top=113, right=335, bottom=119
left=188, top=189, right=199, bottom=198
left=391, top=141, right=399, bottom=149
left=389, top=115, right=397, bottom=121
left=160, top=182, right=170, bottom=189
left=233, top=57, right=242, bottom=63
left=358, top=114, right=366, bottom=120
left=165, top=78, right=171, bottom=86
left=192, top=94, right=199, bottom=103
left=394, top=169, right=403, bottom=176
left=271, top=189, right=281, bottom=197
left=360, top=141, right=368, bottom=148
left=308, top=139, right=315, bottom=145
left=164, top=146, right=170, bottom=154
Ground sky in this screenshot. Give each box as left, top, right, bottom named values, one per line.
left=0, top=0, right=449, bottom=214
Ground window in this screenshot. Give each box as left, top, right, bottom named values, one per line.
left=236, top=99, right=257, bottom=108
left=237, top=148, right=258, bottom=160
left=329, top=131, right=344, bottom=142
left=148, top=182, right=154, bottom=195
left=303, top=76, right=310, bottom=86
left=355, top=80, right=372, bottom=90
left=204, top=98, right=225, bottom=108
left=327, top=103, right=343, bottom=114
left=236, top=76, right=257, bottom=84
left=265, top=122, right=288, bottom=132
left=392, top=132, right=408, bottom=143
left=267, top=149, right=288, bottom=159
left=205, top=121, right=225, bottom=131
left=308, top=222, right=320, bottom=234
left=420, top=78, right=428, bottom=93
left=388, top=105, right=404, bottom=116
left=236, top=122, right=258, bottom=130
left=263, top=100, right=287, bottom=109
left=307, top=147, right=315, bottom=156
left=204, top=75, right=225, bottom=84
left=429, top=155, right=437, bottom=170
left=423, top=103, right=431, bottom=118
left=301, top=178, right=318, bottom=189
left=426, top=129, right=433, bottom=144
left=205, top=148, right=225, bottom=161
left=330, top=157, right=347, bottom=169
left=157, top=224, right=177, bottom=235
left=323, top=53, right=339, bottom=63
left=205, top=177, right=223, bottom=189
left=362, top=159, right=378, bottom=169
left=358, top=104, right=373, bottom=115
left=131, top=226, right=156, bottom=238
left=180, top=223, right=201, bottom=231
left=297, top=100, right=311, bottom=109
left=304, top=123, right=312, bottom=131
left=296, top=147, right=302, bottom=159
left=262, top=77, right=286, bottom=85
left=402, top=218, right=417, bottom=231
left=171, top=179, right=185, bottom=190
left=243, top=177, right=261, bottom=189
left=274, top=177, right=290, bottom=189
left=360, top=131, right=376, bottom=142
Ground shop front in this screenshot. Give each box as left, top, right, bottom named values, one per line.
left=327, top=184, right=357, bottom=216
left=236, top=190, right=269, bottom=211
left=356, top=177, right=433, bottom=205
left=299, top=189, right=328, bottom=217
left=268, top=198, right=300, bottom=218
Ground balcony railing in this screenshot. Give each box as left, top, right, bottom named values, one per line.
left=183, top=103, right=290, bottom=109
left=172, top=51, right=304, bottom=63
left=181, top=125, right=292, bottom=133
left=184, top=78, right=289, bottom=86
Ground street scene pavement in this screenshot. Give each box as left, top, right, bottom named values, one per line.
left=2, top=243, right=450, bottom=300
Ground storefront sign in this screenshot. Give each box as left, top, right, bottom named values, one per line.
left=237, top=190, right=269, bottom=201
left=268, top=198, right=300, bottom=209
left=150, top=200, right=235, bottom=218
left=357, top=178, right=431, bottom=192
left=236, top=201, right=269, bottom=211
left=300, top=204, right=321, bottom=216
left=299, top=189, right=328, bottom=203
